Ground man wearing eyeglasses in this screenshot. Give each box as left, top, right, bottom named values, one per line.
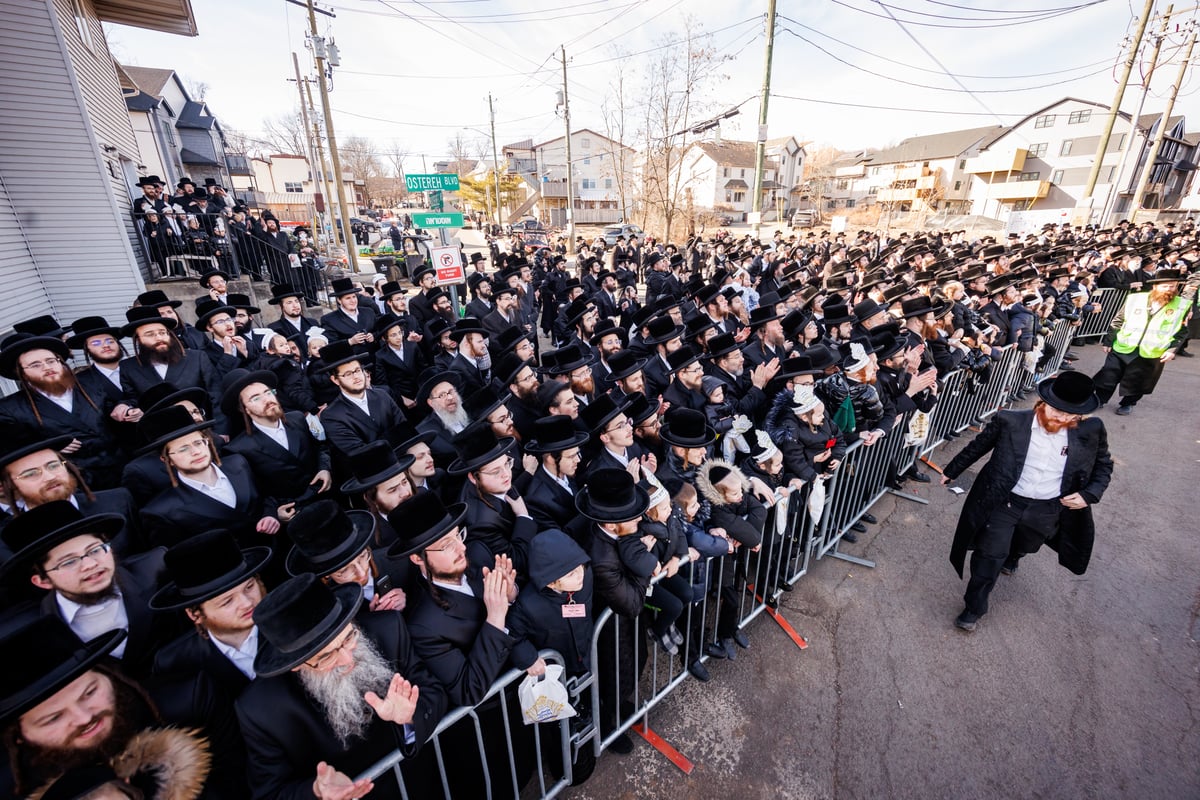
left=0, top=500, right=175, bottom=678
left=661, top=345, right=709, bottom=413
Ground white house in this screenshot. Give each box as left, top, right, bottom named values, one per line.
left=677, top=139, right=784, bottom=221
left=502, top=129, right=636, bottom=225
left=230, top=153, right=364, bottom=224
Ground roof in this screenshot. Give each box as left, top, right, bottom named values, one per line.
left=124, top=91, right=159, bottom=112
left=1137, top=113, right=1188, bottom=142
left=866, top=124, right=1007, bottom=165
left=94, top=0, right=197, bottom=37
left=693, top=140, right=760, bottom=168
left=121, top=66, right=175, bottom=98
left=177, top=100, right=216, bottom=130
left=761, top=180, right=783, bottom=189
left=502, top=139, right=534, bottom=151
left=725, top=179, right=749, bottom=189
left=979, top=97, right=1126, bottom=149
left=532, top=128, right=632, bottom=151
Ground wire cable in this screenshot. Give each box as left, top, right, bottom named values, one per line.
left=826, top=0, right=1108, bottom=29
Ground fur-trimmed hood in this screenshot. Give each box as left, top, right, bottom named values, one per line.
left=31, top=727, right=212, bottom=800
left=695, top=458, right=749, bottom=506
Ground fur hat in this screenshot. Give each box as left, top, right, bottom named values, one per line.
left=695, top=459, right=748, bottom=506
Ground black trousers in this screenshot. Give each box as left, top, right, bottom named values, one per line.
left=1092, top=349, right=1154, bottom=407
left=965, top=493, right=1060, bottom=616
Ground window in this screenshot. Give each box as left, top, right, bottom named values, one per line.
left=73, top=0, right=95, bottom=52
left=733, top=191, right=746, bottom=203
left=1028, top=142, right=1048, bottom=158
left=284, top=182, right=304, bottom=193
left=583, top=158, right=590, bottom=166
left=953, top=180, right=962, bottom=191
left=1060, top=140, right=1074, bottom=157
left=1051, top=170, right=1064, bottom=185
left=1068, top=109, right=1091, bottom=124
left=725, top=191, right=733, bottom=203
left=836, top=179, right=849, bottom=190
left=868, top=186, right=879, bottom=195
left=581, top=138, right=591, bottom=149
left=1115, top=133, right=1126, bottom=150
left=722, top=168, right=730, bottom=177
left=604, top=178, right=613, bottom=189
left=846, top=199, right=856, bottom=208
left=959, top=159, right=967, bottom=170
left=740, top=169, right=746, bottom=178
left=826, top=199, right=837, bottom=209
left=1018, top=171, right=1040, bottom=181
left=1105, top=166, right=1117, bottom=182
left=1034, top=114, right=1056, bottom=129
left=581, top=178, right=596, bottom=189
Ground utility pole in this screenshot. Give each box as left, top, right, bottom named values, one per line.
left=751, top=0, right=778, bottom=240
left=1130, top=23, right=1197, bottom=221
left=561, top=45, right=575, bottom=256
left=1100, top=6, right=1172, bottom=225
left=306, top=0, right=358, bottom=272
left=489, top=93, right=503, bottom=228
left=292, top=52, right=332, bottom=256
left=1081, top=0, right=1156, bottom=202
left=299, top=68, right=338, bottom=251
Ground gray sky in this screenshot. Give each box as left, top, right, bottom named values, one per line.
left=105, top=0, right=1198, bottom=166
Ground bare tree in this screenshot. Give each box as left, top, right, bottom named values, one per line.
left=261, top=109, right=309, bottom=156
left=445, top=133, right=477, bottom=175
left=338, top=136, right=385, bottom=206
left=184, top=77, right=209, bottom=102
left=600, top=50, right=636, bottom=223
left=384, top=141, right=408, bottom=179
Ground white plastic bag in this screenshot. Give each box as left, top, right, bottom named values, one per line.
left=305, top=412, right=326, bottom=441
left=808, top=477, right=827, bottom=525
left=518, top=664, right=576, bottom=725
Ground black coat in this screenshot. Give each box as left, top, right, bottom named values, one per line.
left=447, top=353, right=488, bottom=396
left=403, top=575, right=515, bottom=706
left=459, top=484, right=538, bottom=576
left=319, top=388, right=408, bottom=482
left=661, top=380, right=707, bottom=413
left=523, top=468, right=577, bottom=532
left=140, top=454, right=272, bottom=548
left=319, top=305, right=378, bottom=348
left=415, top=414, right=459, bottom=470
left=268, top=315, right=320, bottom=338
left=588, top=525, right=651, bottom=619
left=943, top=409, right=1113, bottom=577
left=235, top=610, right=447, bottom=800
left=120, top=350, right=222, bottom=409
left=0, top=386, right=125, bottom=488
left=153, top=627, right=256, bottom=700
left=223, top=411, right=329, bottom=502
left=507, top=569, right=594, bottom=676
left=372, top=343, right=426, bottom=406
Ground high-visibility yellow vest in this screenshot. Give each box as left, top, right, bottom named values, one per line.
left=1112, top=293, right=1190, bottom=358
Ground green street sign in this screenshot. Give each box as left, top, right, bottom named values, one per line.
left=405, top=173, right=460, bottom=192
left=412, top=212, right=464, bottom=229
left=428, top=189, right=444, bottom=212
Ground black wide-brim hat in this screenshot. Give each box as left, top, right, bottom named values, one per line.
left=268, top=284, right=305, bottom=304
left=748, top=305, right=781, bottom=330
left=665, top=344, right=703, bottom=375
left=64, top=317, right=122, bottom=349
left=589, top=322, right=628, bottom=348
left=138, top=382, right=211, bottom=416
left=136, top=290, right=183, bottom=310
left=579, top=393, right=629, bottom=435
left=254, top=576, right=363, bottom=678
left=524, top=414, right=590, bottom=455
left=416, top=369, right=464, bottom=405
left=329, top=277, right=361, bottom=297
left=341, top=440, right=416, bottom=494
left=149, top=530, right=273, bottom=611
left=0, top=433, right=74, bottom=471
left=492, top=353, right=534, bottom=387
left=705, top=332, right=741, bottom=360
left=0, top=334, right=70, bottom=380
left=645, top=316, right=685, bottom=345
left=622, top=392, right=658, bottom=425
left=900, top=296, right=936, bottom=319
left=659, top=408, right=717, bottom=448
left=606, top=350, right=647, bottom=381
left=448, top=317, right=489, bottom=342
left=541, top=343, right=595, bottom=376
left=386, top=492, right=469, bottom=558
left=0, top=500, right=124, bottom=581
left=821, top=303, right=856, bottom=327
left=138, top=404, right=216, bottom=454
left=285, top=500, right=378, bottom=577
left=1036, top=372, right=1100, bottom=415
left=463, top=385, right=510, bottom=421
left=198, top=269, right=230, bottom=289
left=575, top=467, right=650, bottom=523
left=0, top=616, right=125, bottom=724
left=122, top=306, right=178, bottom=337
left=317, top=340, right=361, bottom=373
left=219, top=368, right=278, bottom=421
left=448, top=426, right=515, bottom=475
left=490, top=326, right=535, bottom=356
left=195, top=300, right=237, bottom=331
left=1147, top=268, right=1187, bottom=284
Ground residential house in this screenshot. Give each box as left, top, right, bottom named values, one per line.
left=677, top=139, right=784, bottom=222
left=0, top=0, right=197, bottom=332
left=229, top=153, right=364, bottom=224
left=766, top=136, right=808, bottom=212
left=119, top=64, right=246, bottom=190
left=502, top=129, right=636, bottom=225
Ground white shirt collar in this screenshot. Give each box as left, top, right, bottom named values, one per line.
left=431, top=574, right=473, bottom=596
left=178, top=465, right=238, bottom=508
left=210, top=625, right=259, bottom=680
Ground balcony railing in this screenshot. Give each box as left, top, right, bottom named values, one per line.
left=964, top=149, right=1028, bottom=174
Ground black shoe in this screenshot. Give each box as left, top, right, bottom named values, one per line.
left=945, top=430, right=960, bottom=440
left=609, top=732, right=634, bottom=754
left=704, top=641, right=730, bottom=660
left=1178, top=350, right=1194, bottom=358
left=732, top=630, right=750, bottom=649
left=1064, top=351, right=1079, bottom=360
left=842, top=529, right=859, bottom=544
left=688, top=660, right=711, bottom=682
left=780, top=580, right=795, bottom=592
left=1115, top=405, right=1133, bottom=416
left=1059, top=363, right=1076, bottom=371
left=720, top=638, right=738, bottom=661
left=1000, top=558, right=1020, bottom=576
left=765, top=594, right=779, bottom=609
left=907, top=470, right=932, bottom=484
left=955, top=610, right=980, bottom=632
left=860, top=513, right=878, bottom=525
left=850, top=521, right=867, bottom=533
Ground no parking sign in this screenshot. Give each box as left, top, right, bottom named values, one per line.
left=430, top=245, right=464, bottom=286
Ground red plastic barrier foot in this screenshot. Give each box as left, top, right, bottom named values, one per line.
left=632, top=723, right=695, bottom=774
left=765, top=606, right=809, bottom=650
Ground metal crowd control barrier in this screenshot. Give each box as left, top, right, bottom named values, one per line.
left=356, top=648, right=574, bottom=800
left=1073, top=288, right=1126, bottom=342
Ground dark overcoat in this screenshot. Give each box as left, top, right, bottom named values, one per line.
left=943, top=409, right=1113, bottom=578
left=223, top=411, right=328, bottom=502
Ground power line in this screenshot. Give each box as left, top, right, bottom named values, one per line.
left=826, top=0, right=1109, bottom=29
left=329, top=0, right=643, bottom=24
left=870, top=0, right=1111, bottom=23
left=924, top=0, right=1114, bottom=12
left=331, top=107, right=548, bottom=129
left=770, top=92, right=1027, bottom=116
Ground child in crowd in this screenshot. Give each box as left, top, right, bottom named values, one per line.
left=618, top=479, right=691, bottom=656
left=700, top=376, right=737, bottom=436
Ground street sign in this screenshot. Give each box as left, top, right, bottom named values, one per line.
left=430, top=245, right=464, bottom=286
left=405, top=173, right=460, bottom=192
left=412, top=212, right=464, bottom=229
left=428, top=190, right=444, bottom=212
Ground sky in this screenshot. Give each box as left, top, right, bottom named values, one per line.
left=104, top=0, right=1200, bottom=168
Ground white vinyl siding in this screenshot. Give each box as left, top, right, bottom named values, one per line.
left=0, top=174, right=54, bottom=329
left=0, top=0, right=146, bottom=330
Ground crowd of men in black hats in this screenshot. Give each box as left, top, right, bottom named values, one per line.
left=0, top=214, right=1197, bottom=798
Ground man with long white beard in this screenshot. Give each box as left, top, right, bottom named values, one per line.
left=236, top=574, right=447, bottom=800
left=317, top=341, right=408, bottom=484
left=0, top=330, right=127, bottom=487
left=416, top=372, right=469, bottom=469
left=1092, top=268, right=1195, bottom=415
left=117, top=307, right=222, bottom=410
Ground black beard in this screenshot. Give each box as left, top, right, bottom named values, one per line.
left=89, top=350, right=123, bottom=367
left=143, top=337, right=184, bottom=366
left=57, top=579, right=119, bottom=606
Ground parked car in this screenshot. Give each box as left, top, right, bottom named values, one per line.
left=509, top=218, right=546, bottom=234
left=602, top=223, right=643, bottom=245
left=350, top=217, right=377, bottom=232
left=790, top=209, right=817, bottom=228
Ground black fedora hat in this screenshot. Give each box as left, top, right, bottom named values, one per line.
left=489, top=326, right=535, bottom=357
left=0, top=500, right=124, bottom=580
left=0, top=333, right=70, bottom=380
left=194, top=299, right=236, bottom=330
left=318, top=340, right=361, bottom=372
left=683, top=314, right=716, bottom=342
left=524, top=414, right=590, bottom=455
left=852, top=298, right=889, bottom=321
left=563, top=298, right=594, bottom=327
left=1147, top=267, right=1187, bottom=284
left=136, top=289, right=183, bottom=310
left=219, top=368, right=278, bottom=422
left=665, top=344, right=703, bottom=375
left=0, top=433, right=74, bottom=471
left=900, top=295, right=937, bottom=319
left=871, top=330, right=907, bottom=361
left=606, top=349, right=646, bottom=381
left=986, top=275, right=1014, bottom=295
left=14, top=315, right=69, bottom=338
left=1036, top=372, right=1100, bottom=415
left=267, top=284, right=305, bottom=305
left=150, top=530, right=273, bottom=611
left=329, top=277, right=361, bottom=297
left=226, top=293, right=261, bottom=315
left=773, top=354, right=817, bottom=383
left=379, top=281, right=408, bottom=300
left=881, top=284, right=912, bottom=306
left=373, top=313, right=406, bottom=339
left=659, top=407, right=716, bottom=448
left=589, top=321, right=628, bottom=348
left=0, top=616, right=125, bottom=724
left=137, top=382, right=211, bottom=417
left=575, top=468, right=650, bottom=523
left=341, top=440, right=416, bottom=494
left=448, top=425, right=515, bottom=475
left=705, top=332, right=741, bottom=360
left=136, top=174, right=164, bottom=187
left=386, top=491, right=469, bottom=558
left=122, top=306, right=177, bottom=337
left=493, top=352, right=535, bottom=387
left=416, top=369, right=464, bottom=405
left=285, top=499, right=377, bottom=577
left=821, top=302, right=855, bottom=326
left=198, top=269, right=230, bottom=289
left=138, top=404, right=215, bottom=454
left=623, top=392, right=657, bottom=425
left=463, top=385, right=510, bottom=421
left=253, top=575, right=362, bottom=677
left=805, top=343, right=840, bottom=371
left=448, top=317, right=488, bottom=343
left=747, top=304, right=781, bottom=330
left=780, top=309, right=814, bottom=339
left=541, top=343, right=594, bottom=376
left=644, top=315, right=685, bottom=346
left=579, top=393, right=629, bottom=435
left=64, top=316, right=122, bottom=349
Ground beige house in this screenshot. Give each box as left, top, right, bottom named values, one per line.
left=230, top=153, right=364, bottom=225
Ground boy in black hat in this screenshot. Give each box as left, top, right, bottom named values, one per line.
left=317, top=341, right=409, bottom=484
left=320, top=278, right=378, bottom=352
left=449, top=426, right=538, bottom=575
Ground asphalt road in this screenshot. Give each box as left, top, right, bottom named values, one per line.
left=565, top=344, right=1200, bottom=800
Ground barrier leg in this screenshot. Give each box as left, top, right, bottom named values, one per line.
left=631, top=723, right=695, bottom=774
left=828, top=546, right=876, bottom=568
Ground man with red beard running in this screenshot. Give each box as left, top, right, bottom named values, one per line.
left=940, top=373, right=1113, bottom=633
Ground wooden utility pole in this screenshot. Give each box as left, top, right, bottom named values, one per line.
left=560, top=46, right=575, bottom=255
left=751, top=0, right=778, bottom=240
left=489, top=94, right=503, bottom=227
left=1130, top=25, right=1197, bottom=221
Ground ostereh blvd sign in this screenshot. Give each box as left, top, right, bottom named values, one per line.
left=405, top=173, right=460, bottom=192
